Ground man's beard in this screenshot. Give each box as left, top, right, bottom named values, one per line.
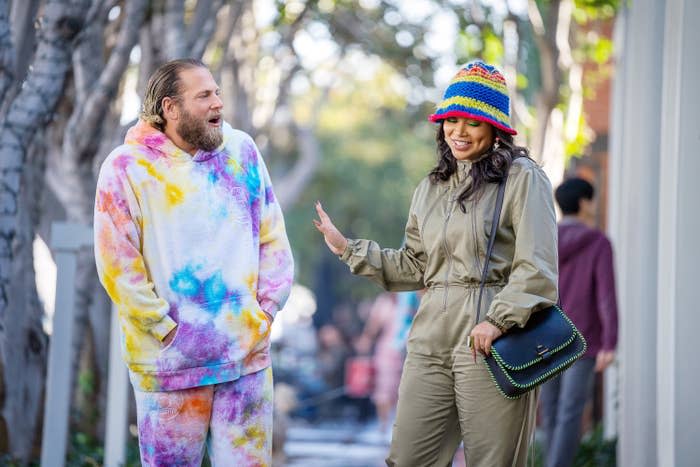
left=176, top=107, right=223, bottom=152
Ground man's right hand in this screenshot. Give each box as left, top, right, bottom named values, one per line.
left=595, top=350, right=615, bottom=372
left=162, top=326, right=177, bottom=347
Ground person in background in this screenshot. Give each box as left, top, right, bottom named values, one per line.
left=539, top=177, right=619, bottom=467
left=355, top=291, right=420, bottom=436
left=94, top=58, right=293, bottom=465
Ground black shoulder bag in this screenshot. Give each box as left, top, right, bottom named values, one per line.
left=475, top=175, right=587, bottom=399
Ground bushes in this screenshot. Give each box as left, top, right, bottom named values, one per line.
left=532, top=424, right=617, bottom=467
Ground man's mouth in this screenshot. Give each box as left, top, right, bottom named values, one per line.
left=208, top=116, right=222, bottom=126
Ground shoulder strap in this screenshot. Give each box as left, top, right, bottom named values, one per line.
left=475, top=176, right=508, bottom=323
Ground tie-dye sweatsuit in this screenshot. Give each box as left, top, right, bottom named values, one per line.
left=94, top=120, right=293, bottom=465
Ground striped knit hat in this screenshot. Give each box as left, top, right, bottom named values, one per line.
left=428, top=61, right=516, bottom=135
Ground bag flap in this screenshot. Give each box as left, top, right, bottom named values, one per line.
left=490, top=306, right=578, bottom=370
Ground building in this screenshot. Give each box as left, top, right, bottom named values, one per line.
left=609, top=1, right=700, bottom=465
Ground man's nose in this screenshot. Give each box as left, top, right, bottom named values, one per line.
left=212, top=94, right=223, bottom=110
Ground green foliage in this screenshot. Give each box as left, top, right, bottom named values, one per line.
left=77, top=368, right=95, bottom=395
left=0, top=455, right=39, bottom=466
left=482, top=28, right=505, bottom=65
left=286, top=73, right=434, bottom=300
left=60, top=429, right=211, bottom=466
left=66, top=431, right=104, bottom=466
left=573, top=424, right=617, bottom=467
left=564, top=112, right=594, bottom=158
left=589, top=38, right=614, bottom=64
left=530, top=424, right=617, bottom=467
left=574, top=0, right=620, bottom=21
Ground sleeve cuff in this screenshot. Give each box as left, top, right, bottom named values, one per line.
left=339, top=239, right=356, bottom=262
left=151, top=315, right=177, bottom=341
left=259, top=298, right=279, bottom=320
left=485, top=314, right=511, bottom=333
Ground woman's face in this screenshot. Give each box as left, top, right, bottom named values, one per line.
left=442, top=117, right=495, bottom=161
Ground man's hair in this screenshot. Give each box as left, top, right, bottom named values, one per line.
left=555, top=177, right=595, bottom=215
left=140, top=58, right=207, bottom=131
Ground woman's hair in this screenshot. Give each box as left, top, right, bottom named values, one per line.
left=140, top=58, right=207, bottom=131
left=428, top=122, right=531, bottom=211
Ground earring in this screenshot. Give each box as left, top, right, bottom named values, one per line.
left=493, top=138, right=500, bottom=151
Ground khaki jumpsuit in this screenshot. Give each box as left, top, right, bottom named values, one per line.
left=340, top=157, right=558, bottom=467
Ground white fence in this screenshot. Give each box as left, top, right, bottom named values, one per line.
left=41, top=222, right=128, bottom=467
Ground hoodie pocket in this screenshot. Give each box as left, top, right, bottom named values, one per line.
left=158, top=320, right=180, bottom=353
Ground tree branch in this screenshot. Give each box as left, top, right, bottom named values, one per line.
left=210, top=2, right=244, bottom=80
left=0, top=0, right=13, bottom=107
left=8, top=0, right=42, bottom=87
left=275, top=123, right=321, bottom=209
left=72, top=0, right=109, bottom=105
left=66, top=0, right=148, bottom=156
left=165, top=0, right=186, bottom=59
left=186, top=0, right=226, bottom=59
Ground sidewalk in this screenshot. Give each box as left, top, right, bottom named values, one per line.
left=281, top=419, right=390, bottom=467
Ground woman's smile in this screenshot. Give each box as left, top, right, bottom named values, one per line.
left=443, top=117, right=494, bottom=161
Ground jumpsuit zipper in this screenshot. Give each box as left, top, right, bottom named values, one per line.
left=420, top=187, right=449, bottom=234
left=442, top=192, right=456, bottom=312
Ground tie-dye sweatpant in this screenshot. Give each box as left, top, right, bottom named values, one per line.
left=133, top=367, right=273, bottom=466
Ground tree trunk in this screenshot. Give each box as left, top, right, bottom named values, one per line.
left=40, top=0, right=147, bottom=442
left=1, top=136, right=50, bottom=459
left=0, top=0, right=88, bottom=459
left=526, top=0, right=571, bottom=185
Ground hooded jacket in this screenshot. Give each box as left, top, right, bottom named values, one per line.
left=340, top=157, right=558, bottom=357
left=558, top=219, right=618, bottom=357
left=94, top=120, right=294, bottom=391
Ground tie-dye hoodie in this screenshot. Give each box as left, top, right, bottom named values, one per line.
left=94, top=120, right=294, bottom=392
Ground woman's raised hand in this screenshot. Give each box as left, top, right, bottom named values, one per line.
left=313, top=201, right=348, bottom=256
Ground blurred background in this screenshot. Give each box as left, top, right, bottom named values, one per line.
left=1, top=0, right=698, bottom=466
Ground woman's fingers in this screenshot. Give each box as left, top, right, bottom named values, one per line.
left=481, top=337, right=492, bottom=356
left=313, top=201, right=347, bottom=255
left=315, top=201, right=330, bottom=223
left=469, top=321, right=502, bottom=357
left=314, top=202, right=335, bottom=230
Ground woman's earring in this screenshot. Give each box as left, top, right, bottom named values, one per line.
left=493, top=139, right=500, bottom=151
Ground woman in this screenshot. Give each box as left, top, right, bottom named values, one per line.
left=314, top=61, right=558, bottom=467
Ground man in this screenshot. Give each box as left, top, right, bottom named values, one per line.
left=94, top=58, right=294, bottom=465
left=540, top=177, right=618, bottom=467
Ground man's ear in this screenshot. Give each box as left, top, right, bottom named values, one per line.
left=162, top=96, right=179, bottom=122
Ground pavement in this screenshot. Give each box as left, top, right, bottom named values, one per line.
left=281, top=419, right=391, bottom=467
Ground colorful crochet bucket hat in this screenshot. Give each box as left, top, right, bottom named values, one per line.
left=428, top=61, right=516, bottom=135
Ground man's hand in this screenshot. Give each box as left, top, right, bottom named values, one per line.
left=595, top=350, right=615, bottom=372
left=469, top=321, right=503, bottom=361
left=162, top=326, right=177, bottom=347
left=313, top=201, right=348, bottom=256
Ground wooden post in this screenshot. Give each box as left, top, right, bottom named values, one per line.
left=104, top=305, right=129, bottom=467
left=40, top=222, right=94, bottom=467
